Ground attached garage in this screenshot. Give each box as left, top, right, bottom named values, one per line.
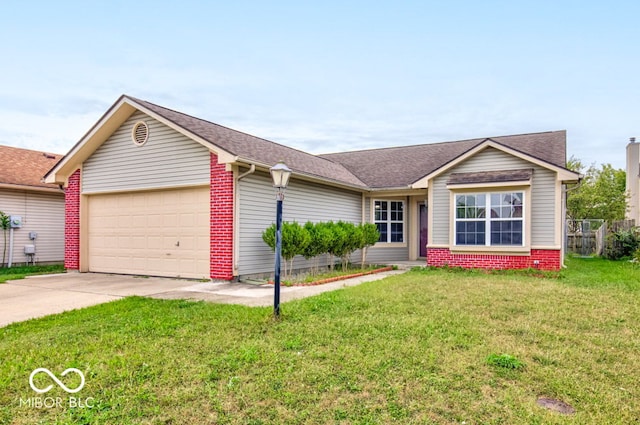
left=87, top=187, right=210, bottom=279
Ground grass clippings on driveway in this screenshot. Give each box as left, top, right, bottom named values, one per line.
left=1, top=257, right=639, bottom=424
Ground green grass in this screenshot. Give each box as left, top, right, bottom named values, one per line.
left=0, top=264, right=65, bottom=283
left=1, top=257, right=639, bottom=424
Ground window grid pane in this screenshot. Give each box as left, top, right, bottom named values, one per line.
left=374, top=200, right=404, bottom=243
left=390, top=223, right=403, bottom=242
left=455, top=191, right=523, bottom=247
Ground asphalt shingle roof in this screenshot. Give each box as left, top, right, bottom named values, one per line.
left=0, top=145, right=62, bottom=190
left=129, top=96, right=367, bottom=188
left=321, top=131, right=568, bottom=188
left=447, top=169, right=534, bottom=185
left=128, top=96, right=569, bottom=190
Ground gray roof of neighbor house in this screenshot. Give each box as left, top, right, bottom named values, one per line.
left=129, top=96, right=368, bottom=188
left=320, top=131, right=568, bottom=188
left=0, top=145, right=62, bottom=191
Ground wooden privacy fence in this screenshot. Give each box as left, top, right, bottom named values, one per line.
left=565, top=219, right=636, bottom=257
left=566, top=219, right=605, bottom=256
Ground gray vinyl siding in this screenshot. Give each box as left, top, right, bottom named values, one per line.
left=237, top=172, right=362, bottom=276
left=362, top=196, right=410, bottom=262
left=529, top=167, right=556, bottom=246
left=365, top=245, right=410, bottom=262
left=82, top=111, right=210, bottom=193
left=0, top=189, right=64, bottom=264
left=431, top=147, right=557, bottom=246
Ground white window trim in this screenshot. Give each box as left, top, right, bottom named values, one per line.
left=449, top=187, right=531, bottom=253
left=373, top=199, right=406, bottom=244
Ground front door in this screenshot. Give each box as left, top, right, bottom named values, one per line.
left=419, top=204, right=428, bottom=257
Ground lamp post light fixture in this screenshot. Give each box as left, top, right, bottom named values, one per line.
left=269, top=161, right=292, bottom=317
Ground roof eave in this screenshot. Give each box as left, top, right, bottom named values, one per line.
left=44, top=96, right=137, bottom=184
left=0, top=182, right=64, bottom=194
left=410, top=139, right=581, bottom=188
left=230, top=157, right=368, bottom=192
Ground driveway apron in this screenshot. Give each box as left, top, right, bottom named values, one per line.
left=0, top=270, right=406, bottom=328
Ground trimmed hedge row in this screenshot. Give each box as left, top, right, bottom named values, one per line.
left=262, top=221, right=379, bottom=277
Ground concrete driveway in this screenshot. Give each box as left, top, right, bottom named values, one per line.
left=0, top=273, right=200, bottom=328
left=0, top=269, right=406, bottom=328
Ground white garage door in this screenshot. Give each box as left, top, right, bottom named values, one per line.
left=88, top=187, right=210, bottom=279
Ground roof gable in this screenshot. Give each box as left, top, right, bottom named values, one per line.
left=322, top=131, right=574, bottom=188
left=129, top=97, right=367, bottom=188
left=0, top=145, right=62, bottom=192
left=410, top=138, right=579, bottom=188
left=46, top=95, right=366, bottom=188
left=45, top=95, right=577, bottom=190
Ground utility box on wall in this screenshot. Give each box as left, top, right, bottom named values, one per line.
left=9, top=215, right=22, bottom=228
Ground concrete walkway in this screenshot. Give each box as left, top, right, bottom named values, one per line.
left=149, top=269, right=406, bottom=306
left=0, top=269, right=406, bottom=327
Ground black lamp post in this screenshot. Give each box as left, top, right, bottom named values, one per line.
left=270, top=162, right=292, bottom=317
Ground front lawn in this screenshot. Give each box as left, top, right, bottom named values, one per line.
left=1, top=257, right=639, bottom=424
left=0, top=264, right=65, bottom=283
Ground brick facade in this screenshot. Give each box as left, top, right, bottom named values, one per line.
left=426, top=248, right=561, bottom=271
left=210, top=153, right=235, bottom=280
left=64, top=169, right=81, bottom=270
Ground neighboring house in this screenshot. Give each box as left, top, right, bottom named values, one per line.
left=626, top=138, right=639, bottom=224
left=44, top=95, right=580, bottom=280
left=0, top=145, right=65, bottom=266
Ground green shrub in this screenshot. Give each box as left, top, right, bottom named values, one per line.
left=302, top=221, right=335, bottom=275
left=360, top=223, right=380, bottom=268
left=261, top=221, right=310, bottom=278
left=632, top=248, right=640, bottom=266
left=605, top=227, right=640, bottom=260
left=264, top=220, right=380, bottom=275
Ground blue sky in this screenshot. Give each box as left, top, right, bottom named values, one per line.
left=0, top=1, right=637, bottom=169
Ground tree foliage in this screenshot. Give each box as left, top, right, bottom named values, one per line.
left=566, top=157, right=627, bottom=224
left=302, top=221, right=335, bottom=275
left=360, top=223, right=380, bottom=268
left=261, top=221, right=310, bottom=278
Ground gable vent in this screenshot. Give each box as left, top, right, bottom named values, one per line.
left=132, top=121, right=149, bottom=146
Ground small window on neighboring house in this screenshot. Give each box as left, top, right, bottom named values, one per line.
left=455, top=191, right=524, bottom=246
left=374, top=200, right=404, bottom=243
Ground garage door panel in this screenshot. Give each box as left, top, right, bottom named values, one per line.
left=88, top=187, right=210, bottom=279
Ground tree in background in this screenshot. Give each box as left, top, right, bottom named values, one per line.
left=566, top=156, right=627, bottom=224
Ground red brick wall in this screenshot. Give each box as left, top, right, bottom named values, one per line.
left=210, top=153, right=234, bottom=280
left=426, top=248, right=561, bottom=271
left=64, top=169, right=81, bottom=270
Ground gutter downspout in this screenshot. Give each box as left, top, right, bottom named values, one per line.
left=233, top=164, right=256, bottom=276
left=7, top=227, right=14, bottom=268
left=237, top=164, right=256, bottom=180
